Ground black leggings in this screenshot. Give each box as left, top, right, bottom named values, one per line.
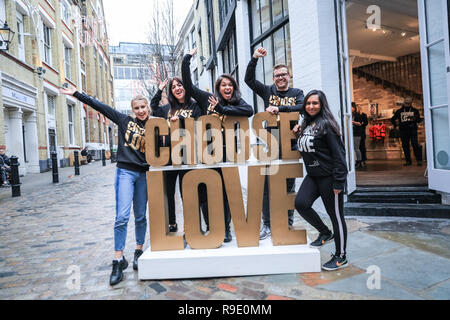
left=295, top=175, right=347, bottom=257
left=165, top=170, right=182, bottom=225
left=178, top=169, right=231, bottom=233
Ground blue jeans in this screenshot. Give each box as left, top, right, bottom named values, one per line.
left=114, top=168, right=148, bottom=251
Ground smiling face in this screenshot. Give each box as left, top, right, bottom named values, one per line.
left=305, top=94, right=321, bottom=118
left=219, top=77, right=234, bottom=101
left=273, top=66, right=290, bottom=91
left=171, top=79, right=186, bottom=103
left=131, top=99, right=150, bottom=121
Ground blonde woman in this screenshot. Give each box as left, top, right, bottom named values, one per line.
left=60, top=85, right=150, bottom=285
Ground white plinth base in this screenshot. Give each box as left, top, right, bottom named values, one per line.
left=138, top=237, right=321, bottom=280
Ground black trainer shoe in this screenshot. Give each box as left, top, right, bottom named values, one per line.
left=169, top=223, right=178, bottom=232
left=133, top=249, right=143, bottom=271
left=403, top=161, right=412, bottom=166
left=109, top=256, right=128, bottom=286
left=309, top=232, right=334, bottom=248
left=224, top=230, right=232, bottom=243
left=322, top=254, right=348, bottom=271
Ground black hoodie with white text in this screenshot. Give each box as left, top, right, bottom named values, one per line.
left=297, top=122, right=348, bottom=190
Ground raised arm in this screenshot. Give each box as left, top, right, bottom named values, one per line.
left=60, top=85, right=127, bottom=125
left=181, top=49, right=212, bottom=112
left=150, top=80, right=168, bottom=118
left=244, top=48, right=271, bottom=100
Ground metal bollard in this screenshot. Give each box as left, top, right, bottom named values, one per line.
left=51, top=152, right=59, bottom=183
left=102, top=149, right=106, bottom=166
left=110, top=150, right=116, bottom=164
left=74, top=150, right=80, bottom=176
left=10, top=156, right=21, bottom=197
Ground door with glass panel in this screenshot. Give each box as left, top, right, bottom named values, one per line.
left=418, top=0, right=450, bottom=193
left=336, top=0, right=356, bottom=194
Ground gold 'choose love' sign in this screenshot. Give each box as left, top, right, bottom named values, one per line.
left=145, top=112, right=306, bottom=251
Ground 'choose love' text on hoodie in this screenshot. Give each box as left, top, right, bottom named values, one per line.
left=73, top=91, right=149, bottom=172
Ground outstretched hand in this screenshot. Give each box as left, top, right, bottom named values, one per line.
left=253, top=47, right=267, bottom=59
left=189, top=47, right=198, bottom=57
left=208, top=96, right=219, bottom=109
left=159, top=79, right=169, bottom=91
left=59, top=84, right=76, bottom=96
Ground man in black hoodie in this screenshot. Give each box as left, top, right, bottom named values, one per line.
left=391, top=97, right=423, bottom=166
left=245, top=47, right=305, bottom=240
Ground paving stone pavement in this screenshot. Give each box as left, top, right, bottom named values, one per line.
left=0, top=161, right=449, bottom=300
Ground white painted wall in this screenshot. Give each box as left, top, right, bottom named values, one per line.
left=289, top=0, right=342, bottom=122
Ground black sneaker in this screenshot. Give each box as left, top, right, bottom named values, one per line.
left=224, top=230, right=232, bottom=243
left=322, top=254, right=348, bottom=271
left=133, top=249, right=143, bottom=271
left=309, top=232, right=334, bottom=248
left=169, top=224, right=178, bottom=233
left=109, top=256, right=128, bottom=286
left=403, top=161, right=412, bottom=166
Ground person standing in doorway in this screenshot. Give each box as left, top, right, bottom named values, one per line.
left=357, top=105, right=368, bottom=168
left=293, top=90, right=349, bottom=271
left=391, top=97, right=423, bottom=166
left=352, top=102, right=367, bottom=169
left=245, top=47, right=305, bottom=240
left=59, top=84, right=149, bottom=286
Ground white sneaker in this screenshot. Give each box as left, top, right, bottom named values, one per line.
left=259, top=225, right=271, bottom=240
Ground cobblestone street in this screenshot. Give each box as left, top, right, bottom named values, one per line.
left=1, top=161, right=449, bottom=300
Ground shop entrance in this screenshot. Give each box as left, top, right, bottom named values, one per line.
left=345, top=0, right=428, bottom=186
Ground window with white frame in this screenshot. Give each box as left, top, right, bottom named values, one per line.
left=80, top=45, right=86, bottom=92
left=42, top=23, right=52, bottom=65
left=68, top=104, right=75, bottom=145
left=16, top=11, right=25, bottom=61
left=190, top=28, right=196, bottom=49
left=47, top=94, right=56, bottom=116
left=222, top=30, right=238, bottom=80
left=61, top=0, right=71, bottom=25
left=64, top=45, right=72, bottom=80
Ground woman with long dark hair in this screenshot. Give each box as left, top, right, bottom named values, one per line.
left=151, top=77, right=202, bottom=233
left=182, top=48, right=253, bottom=243
left=293, top=90, right=349, bottom=271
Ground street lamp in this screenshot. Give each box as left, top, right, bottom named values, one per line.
left=0, top=21, right=15, bottom=51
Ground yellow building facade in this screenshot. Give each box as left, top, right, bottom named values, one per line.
left=0, top=0, right=114, bottom=174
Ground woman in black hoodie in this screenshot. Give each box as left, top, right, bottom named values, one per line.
left=293, top=90, right=349, bottom=271
left=182, top=48, right=253, bottom=243
left=59, top=84, right=150, bottom=286
left=150, top=77, right=202, bottom=233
